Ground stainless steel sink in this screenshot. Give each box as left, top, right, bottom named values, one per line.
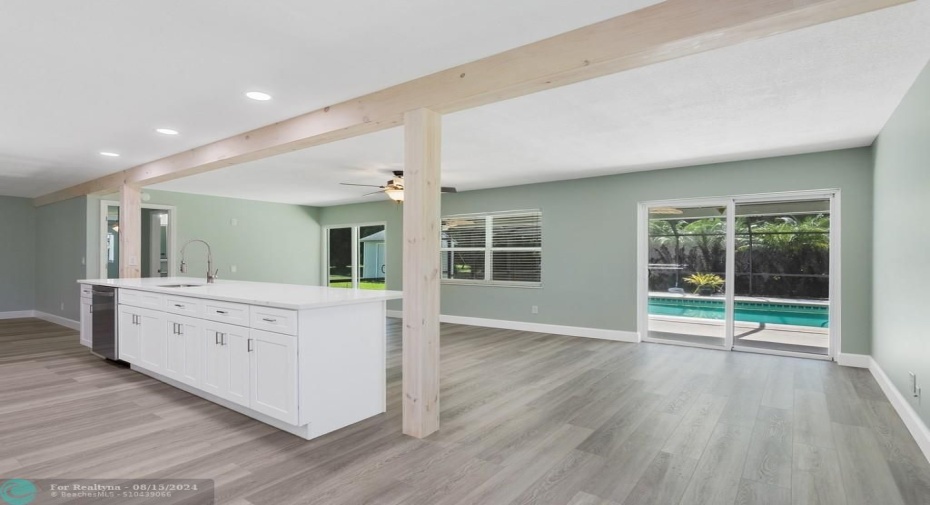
left=157, top=284, right=204, bottom=288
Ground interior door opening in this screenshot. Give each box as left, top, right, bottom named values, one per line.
left=640, top=192, right=837, bottom=359
left=100, top=201, right=176, bottom=279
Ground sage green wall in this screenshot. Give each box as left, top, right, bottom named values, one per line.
left=86, top=190, right=323, bottom=286
left=319, top=147, right=873, bottom=354
left=35, top=196, right=87, bottom=320
left=872, top=61, right=930, bottom=426
left=0, top=196, right=36, bottom=312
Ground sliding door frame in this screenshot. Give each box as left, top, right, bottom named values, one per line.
left=637, top=189, right=841, bottom=360
left=322, top=221, right=388, bottom=289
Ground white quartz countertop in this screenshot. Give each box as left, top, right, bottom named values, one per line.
left=78, top=277, right=402, bottom=310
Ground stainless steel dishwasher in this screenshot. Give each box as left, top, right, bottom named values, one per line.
left=91, top=286, right=119, bottom=360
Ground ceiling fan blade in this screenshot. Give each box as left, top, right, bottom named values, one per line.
left=340, top=182, right=385, bottom=188
left=441, top=187, right=458, bottom=193
left=361, top=189, right=388, bottom=197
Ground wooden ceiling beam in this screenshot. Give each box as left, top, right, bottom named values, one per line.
left=33, top=0, right=910, bottom=206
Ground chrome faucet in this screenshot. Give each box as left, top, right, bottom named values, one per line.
left=179, top=239, right=218, bottom=283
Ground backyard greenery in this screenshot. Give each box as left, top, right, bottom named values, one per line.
left=328, top=281, right=387, bottom=290
left=683, top=272, right=725, bottom=294
left=649, top=213, right=830, bottom=299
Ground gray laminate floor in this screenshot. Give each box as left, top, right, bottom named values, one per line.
left=1, top=317, right=929, bottom=504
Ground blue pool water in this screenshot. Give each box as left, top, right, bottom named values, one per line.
left=648, top=297, right=829, bottom=328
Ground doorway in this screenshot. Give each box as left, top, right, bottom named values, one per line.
left=100, top=201, right=177, bottom=279
left=324, top=223, right=387, bottom=290
left=638, top=191, right=838, bottom=359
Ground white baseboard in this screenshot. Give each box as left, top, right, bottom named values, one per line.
left=869, top=357, right=930, bottom=464
left=836, top=352, right=871, bottom=368
left=385, top=310, right=639, bottom=343
left=0, top=310, right=35, bottom=320
left=33, top=311, right=80, bottom=331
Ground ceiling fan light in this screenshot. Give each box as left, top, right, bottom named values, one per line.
left=385, top=188, right=404, bottom=202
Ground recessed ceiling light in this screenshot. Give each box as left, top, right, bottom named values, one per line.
left=99, top=151, right=120, bottom=157
left=245, top=91, right=272, bottom=101
left=155, top=128, right=179, bottom=135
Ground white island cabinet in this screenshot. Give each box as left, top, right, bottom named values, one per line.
left=78, top=277, right=402, bottom=440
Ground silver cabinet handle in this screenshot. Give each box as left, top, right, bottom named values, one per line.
left=174, top=304, right=184, bottom=308
left=220, top=333, right=226, bottom=346
left=262, top=318, right=276, bottom=323
left=247, top=339, right=253, bottom=352
left=216, top=310, right=228, bottom=315
left=177, top=324, right=183, bottom=336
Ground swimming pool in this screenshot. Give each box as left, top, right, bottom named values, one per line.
left=648, top=297, right=829, bottom=328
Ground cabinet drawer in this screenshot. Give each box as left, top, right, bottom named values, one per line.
left=119, top=289, right=166, bottom=310
left=250, top=306, right=298, bottom=336
left=202, top=299, right=249, bottom=326
left=165, top=295, right=203, bottom=318
left=80, top=284, right=93, bottom=299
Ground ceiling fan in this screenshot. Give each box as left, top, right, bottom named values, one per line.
left=340, top=170, right=457, bottom=202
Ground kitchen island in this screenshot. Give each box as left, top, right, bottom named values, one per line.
left=78, top=277, right=402, bottom=440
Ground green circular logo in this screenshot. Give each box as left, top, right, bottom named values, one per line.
left=0, top=480, right=36, bottom=505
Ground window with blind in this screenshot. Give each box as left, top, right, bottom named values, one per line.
left=440, top=210, right=542, bottom=286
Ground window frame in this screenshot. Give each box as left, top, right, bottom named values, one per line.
left=440, top=210, right=542, bottom=288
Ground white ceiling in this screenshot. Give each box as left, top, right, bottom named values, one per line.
left=0, top=0, right=660, bottom=198
left=5, top=2, right=930, bottom=205
left=150, top=0, right=930, bottom=207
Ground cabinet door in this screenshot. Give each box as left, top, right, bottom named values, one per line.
left=79, top=299, right=92, bottom=347
left=164, top=316, right=201, bottom=387
left=201, top=325, right=228, bottom=399
left=118, top=306, right=140, bottom=363
left=178, top=318, right=203, bottom=387
left=164, top=317, right=185, bottom=382
left=138, top=308, right=167, bottom=372
left=249, top=329, right=298, bottom=424
left=225, top=327, right=251, bottom=408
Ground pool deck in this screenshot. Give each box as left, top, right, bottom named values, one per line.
left=648, top=315, right=829, bottom=355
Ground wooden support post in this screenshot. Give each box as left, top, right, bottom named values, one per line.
left=119, top=183, right=142, bottom=278
left=402, top=108, right=442, bottom=438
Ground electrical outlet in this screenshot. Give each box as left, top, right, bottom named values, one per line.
left=531, top=305, right=539, bottom=314
left=230, top=265, right=237, bottom=273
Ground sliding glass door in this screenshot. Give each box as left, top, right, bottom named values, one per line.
left=732, top=200, right=831, bottom=355
left=326, top=224, right=387, bottom=290
left=641, top=192, right=836, bottom=358
left=645, top=202, right=732, bottom=348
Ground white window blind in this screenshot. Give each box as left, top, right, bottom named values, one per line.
left=440, top=210, right=542, bottom=286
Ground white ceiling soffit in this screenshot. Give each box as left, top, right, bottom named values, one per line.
left=0, top=0, right=660, bottom=198
left=152, top=1, right=930, bottom=207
